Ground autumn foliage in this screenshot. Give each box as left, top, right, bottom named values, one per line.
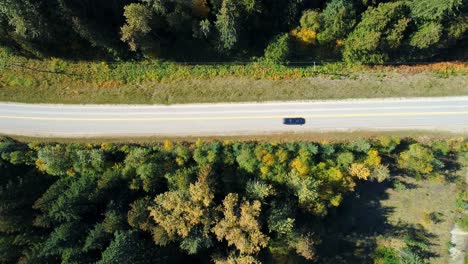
left=0, top=136, right=466, bottom=263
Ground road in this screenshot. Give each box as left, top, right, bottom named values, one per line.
left=1, top=97, right=468, bottom=137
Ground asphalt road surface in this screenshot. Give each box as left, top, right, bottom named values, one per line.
left=1, top=97, right=468, bottom=137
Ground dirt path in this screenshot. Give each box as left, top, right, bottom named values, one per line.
left=450, top=224, right=468, bottom=264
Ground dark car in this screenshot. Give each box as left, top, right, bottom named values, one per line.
left=283, top=117, right=306, bottom=125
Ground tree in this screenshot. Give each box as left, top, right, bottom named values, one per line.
left=0, top=139, right=465, bottom=263
left=97, top=231, right=160, bottom=264
left=267, top=202, right=295, bottom=236
left=127, top=198, right=152, bottom=232
left=215, top=0, right=239, bottom=52
left=376, top=136, right=401, bottom=154
left=343, top=2, right=411, bottom=63
left=56, top=0, right=127, bottom=58
left=290, top=234, right=315, bottom=261
left=36, top=145, right=70, bottom=176
left=347, top=138, right=371, bottom=153
left=40, top=222, right=84, bottom=258
left=0, top=0, right=56, bottom=56
left=121, top=4, right=155, bottom=53
left=213, top=253, right=261, bottom=264
left=33, top=175, right=98, bottom=225
left=369, top=164, right=390, bottom=182
left=193, top=143, right=220, bottom=166
left=245, top=180, right=274, bottom=201
left=410, top=0, right=464, bottom=23
left=349, top=163, right=371, bottom=180
left=236, top=146, right=257, bottom=173
left=83, top=223, right=111, bottom=252
left=317, top=0, right=356, bottom=44
left=286, top=171, right=323, bottom=214
left=300, top=10, right=322, bottom=32
left=103, top=209, right=126, bottom=234
left=165, top=167, right=197, bottom=192
left=71, top=148, right=105, bottom=176
left=337, top=152, right=354, bottom=168
left=263, top=33, right=290, bottom=64
left=397, top=144, right=436, bottom=178
left=409, top=22, right=443, bottom=49
left=0, top=160, right=52, bottom=263
left=149, top=170, right=214, bottom=251
left=212, top=193, right=269, bottom=255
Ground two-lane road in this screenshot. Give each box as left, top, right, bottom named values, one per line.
left=1, top=97, right=468, bottom=137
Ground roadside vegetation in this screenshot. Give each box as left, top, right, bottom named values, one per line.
left=0, top=0, right=467, bottom=104
left=1, top=52, right=466, bottom=104
left=0, top=136, right=466, bottom=263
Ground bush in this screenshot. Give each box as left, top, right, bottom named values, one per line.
left=456, top=215, right=468, bottom=231
left=373, top=246, right=400, bottom=264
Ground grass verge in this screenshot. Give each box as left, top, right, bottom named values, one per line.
left=2, top=130, right=466, bottom=144
left=0, top=50, right=467, bottom=104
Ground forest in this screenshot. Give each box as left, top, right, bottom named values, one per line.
left=0, top=136, right=467, bottom=263
left=0, top=0, right=467, bottom=63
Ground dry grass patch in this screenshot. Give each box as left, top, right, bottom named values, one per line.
left=2, top=130, right=465, bottom=145
left=378, top=177, right=458, bottom=263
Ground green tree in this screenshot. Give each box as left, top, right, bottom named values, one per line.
left=0, top=0, right=55, bottom=56
left=215, top=0, right=239, bottom=52
left=397, top=144, right=436, bottom=178
left=300, top=10, right=322, bottom=31
left=33, top=175, right=98, bottom=224
left=263, top=33, right=290, bottom=64
left=97, top=231, right=160, bottom=264
left=337, top=152, right=354, bottom=168
left=165, top=167, right=197, bottom=192
left=0, top=161, right=52, bottom=263
left=57, top=0, right=127, bottom=58
left=317, top=0, right=357, bottom=44
left=83, top=223, right=111, bottom=252
left=36, top=145, right=71, bottom=176
left=245, top=180, right=274, bottom=201
left=121, top=3, right=155, bottom=53
left=40, top=222, right=84, bottom=258
left=236, top=146, right=257, bottom=173
left=410, top=22, right=443, bottom=49
left=343, top=2, right=411, bottom=63
left=71, top=148, right=105, bottom=176
left=410, top=0, right=464, bottom=22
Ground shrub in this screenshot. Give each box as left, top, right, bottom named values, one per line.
left=456, top=215, right=468, bottom=231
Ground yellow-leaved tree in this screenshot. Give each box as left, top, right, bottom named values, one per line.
left=212, top=193, right=269, bottom=256
left=349, top=163, right=371, bottom=180
left=149, top=167, right=213, bottom=241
